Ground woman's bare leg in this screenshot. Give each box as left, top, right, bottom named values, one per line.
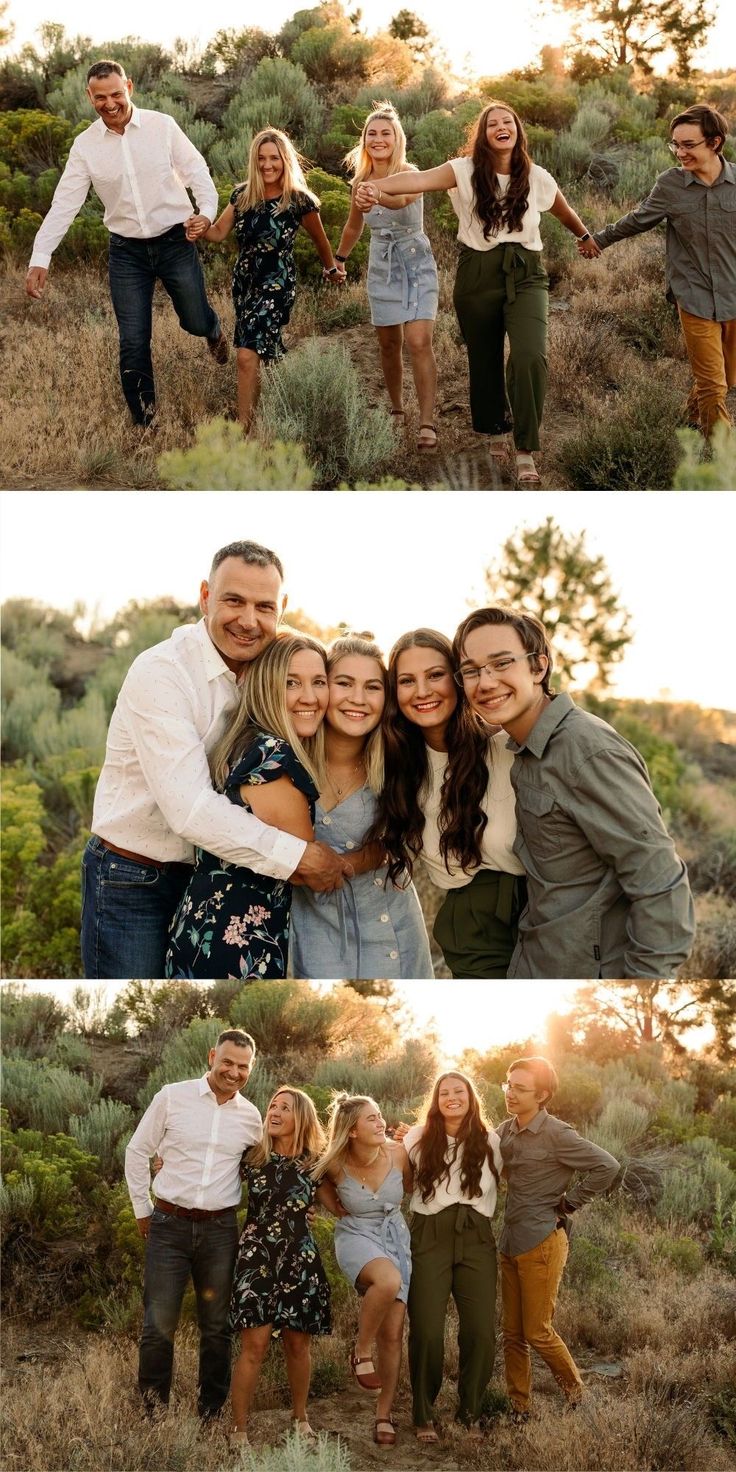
left=355, top=1258, right=402, bottom=1360
left=375, top=1298, right=406, bottom=1423
left=281, top=1329, right=313, bottom=1425
left=236, top=347, right=262, bottom=432
left=375, top=325, right=404, bottom=412
left=231, top=1323, right=272, bottom=1431
left=404, top=319, right=437, bottom=430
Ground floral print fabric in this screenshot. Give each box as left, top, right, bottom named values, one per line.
left=230, top=189, right=317, bottom=361
left=165, top=732, right=318, bottom=979
left=229, top=1152, right=332, bottom=1335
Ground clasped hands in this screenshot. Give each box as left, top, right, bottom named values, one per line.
left=354, top=182, right=381, bottom=212
left=577, top=236, right=602, bottom=259
left=184, top=213, right=212, bottom=241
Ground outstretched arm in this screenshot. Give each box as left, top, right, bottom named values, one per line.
left=588, top=182, right=668, bottom=254
left=366, top=161, right=457, bottom=198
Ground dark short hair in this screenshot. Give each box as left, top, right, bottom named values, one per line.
left=453, top=606, right=554, bottom=697
left=87, top=61, right=127, bottom=83
left=670, top=104, right=729, bottom=154
left=215, top=1028, right=256, bottom=1055
left=209, top=541, right=284, bottom=584
left=508, top=1055, right=559, bottom=1101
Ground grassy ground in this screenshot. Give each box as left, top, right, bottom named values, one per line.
left=2, top=231, right=705, bottom=491
left=2, top=1200, right=735, bottom=1471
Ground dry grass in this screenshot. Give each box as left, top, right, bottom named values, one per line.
left=2, top=1202, right=735, bottom=1471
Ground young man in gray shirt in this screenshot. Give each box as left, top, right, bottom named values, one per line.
left=497, top=1055, right=620, bottom=1421
left=453, top=605, right=695, bottom=979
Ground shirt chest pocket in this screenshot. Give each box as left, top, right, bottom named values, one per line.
left=515, top=784, right=563, bottom=855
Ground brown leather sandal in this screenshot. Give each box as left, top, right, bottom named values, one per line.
left=374, top=1417, right=397, bottom=1445
left=417, top=423, right=438, bottom=451
left=350, top=1351, right=382, bottom=1390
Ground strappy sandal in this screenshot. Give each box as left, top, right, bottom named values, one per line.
left=415, top=1424, right=439, bottom=1443
left=374, top=1417, right=397, bottom=1446
left=515, top=453, right=541, bottom=486
left=489, top=434, right=508, bottom=464
left=390, top=408, right=406, bottom=419
left=350, top=1350, right=382, bottom=1390
left=417, top=423, right=438, bottom=451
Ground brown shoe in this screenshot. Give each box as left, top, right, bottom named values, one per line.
left=350, top=1351, right=382, bottom=1391
left=374, top=1417, right=396, bottom=1446
left=207, top=331, right=229, bottom=365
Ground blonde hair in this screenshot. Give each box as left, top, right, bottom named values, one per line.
left=326, top=633, right=385, bottom=794
left=344, top=102, right=413, bottom=186
left=312, top=1092, right=379, bottom=1180
left=209, top=629, right=327, bottom=792
left=234, top=127, right=320, bottom=215
left=247, top=1087, right=326, bottom=1168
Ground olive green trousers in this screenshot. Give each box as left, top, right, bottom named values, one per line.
left=433, top=869, right=526, bottom=978
left=408, top=1204, right=497, bottom=1427
left=453, top=242, right=550, bottom=450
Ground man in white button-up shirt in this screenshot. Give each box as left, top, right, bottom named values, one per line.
left=81, top=539, right=350, bottom=978
left=25, top=60, right=228, bottom=425
left=125, top=1028, right=261, bottom=1417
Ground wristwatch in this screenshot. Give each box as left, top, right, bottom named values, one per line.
left=335, top=254, right=347, bottom=263
left=578, top=232, right=591, bottom=242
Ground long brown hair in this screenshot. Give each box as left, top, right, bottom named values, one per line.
left=410, top=1071, right=499, bottom=1204
left=369, top=629, right=490, bottom=885
left=465, top=100, right=532, bottom=239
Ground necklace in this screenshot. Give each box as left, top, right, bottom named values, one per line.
left=326, top=758, right=365, bottom=798
left=350, top=1144, right=383, bottom=1186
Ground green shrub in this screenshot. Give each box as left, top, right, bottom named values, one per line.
left=0, top=108, right=75, bottom=168
left=158, top=419, right=316, bottom=491
left=313, top=1038, right=437, bottom=1115
left=589, top=1097, right=651, bottom=1158
left=0, top=1120, right=99, bottom=1239
left=259, top=339, right=398, bottom=488
left=49, top=1033, right=93, bottom=1075
left=657, top=1137, right=736, bottom=1225
left=68, top=1097, right=135, bottom=1177
left=551, top=1060, right=604, bottom=1125
left=215, top=1429, right=351, bottom=1471
left=230, top=980, right=344, bottom=1057
left=0, top=986, right=68, bottom=1057
left=566, top=1235, right=616, bottom=1289
left=673, top=424, right=736, bottom=489
left=1, top=1057, right=102, bottom=1132
left=556, top=379, right=682, bottom=490
left=653, top=1231, right=704, bottom=1276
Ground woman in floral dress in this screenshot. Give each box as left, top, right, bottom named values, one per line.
left=165, top=631, right=328, bottom=980
left=192, top=127, right=345, bottom=429
left=230, top=1087, right=335, bottom=1446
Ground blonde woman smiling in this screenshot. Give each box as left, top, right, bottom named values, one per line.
left=290, top=633, right=433, bottom=978
left=189, top=127, right=344, bottom=429
left=336, top=103, right=439, bottom=449
left=165, top=631, right=328, bottom=979
left=314, top=1094, right=412, bottom=1448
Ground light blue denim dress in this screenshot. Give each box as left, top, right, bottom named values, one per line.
left=364, top=195, right=439, bottom=327
left=290, top=786, right=434, bottom=979
left=334, top=1165, right=412, bottom=1303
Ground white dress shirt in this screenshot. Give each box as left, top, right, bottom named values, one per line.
left=125, top=1074, right=263, bottom=1217
left=92, top=617, right=306, bottom=878
left=420, top=730, right=524, bottom=890
left=447, top=158, right=558, bottom=252
left=404, top=1123, right=503, bottom=1218
left=29, top=107, right=219, bottom=269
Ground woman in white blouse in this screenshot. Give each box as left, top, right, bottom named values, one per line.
left=399, top=1071, right=503, bottom=1443
left=372, top=628, right=526, bottom=977
left=356, top=100, right=595, bottom=486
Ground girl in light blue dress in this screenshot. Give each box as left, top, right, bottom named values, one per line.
left=314, top=1094, right=412, bottom=1449
left=290, top=634, right=433, bottom=979
left=335, top=104, right=440, bottom=450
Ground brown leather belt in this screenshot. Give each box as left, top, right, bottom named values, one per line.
left=154, top=1198, right=236, bottom=1221
left=96, top=836, right=162, bottom=867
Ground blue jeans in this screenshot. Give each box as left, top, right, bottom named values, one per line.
left=139, top=1207, right=239, bottom=1414
left=80, top=836, right=191, bottom=978
left=108, top=223, right=220, bottom=423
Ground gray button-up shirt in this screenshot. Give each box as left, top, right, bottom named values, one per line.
left=497, top=1108, right=620, bottom=1257
left=506, top=693, right=695, bottom=979
left=592, top=159, right=736, bottom=322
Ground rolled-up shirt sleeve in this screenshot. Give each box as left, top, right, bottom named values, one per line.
left=552, top=1123, right=621, bottom=1208
left=566, top=748, right=695, bottom=977
left=167, top=116, right=218, bottom=222
left=29, top=140, right=93, bottom=268
left=125, top=1088, right=168, bottom=1218
left=123, top=663, right=306, bottom=878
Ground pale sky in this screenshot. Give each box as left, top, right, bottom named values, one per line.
left=1, top=490, right=734, bottom=710
left=5, top=0, right=735, bottom=81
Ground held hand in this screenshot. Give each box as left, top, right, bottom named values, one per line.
left=577, top=237, right=601, bottom=259
left=355, top=183, right=379, bottom=212
left=392, top=1120, right=410, bottom=1143
left=151, top=1154, right=164, bottom=1175
left=294, top=840, right=352, bottom=893
left=322, top=264, right=347, bottom=284
left=136, top=1215, right=152, bottom=1238
left=185, top=213, right=211, bottom=241
left=26, top=267, right=48, bottom=299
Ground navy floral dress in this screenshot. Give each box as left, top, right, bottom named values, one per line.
left=230, top=1151, right=332, bottom=1335
left=230, top=189, right=318, bottom=361
left=165, top=732, right=318, bottom=980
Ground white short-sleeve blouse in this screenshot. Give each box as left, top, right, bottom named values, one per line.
left=447, top=156, right=558, bottom=252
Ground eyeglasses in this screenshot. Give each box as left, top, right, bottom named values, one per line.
left=454, top=652, right=537, bottom=686
left=668, top=139, right=708, bottom=155
left=502, top=1081, right=536, bottom=1094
